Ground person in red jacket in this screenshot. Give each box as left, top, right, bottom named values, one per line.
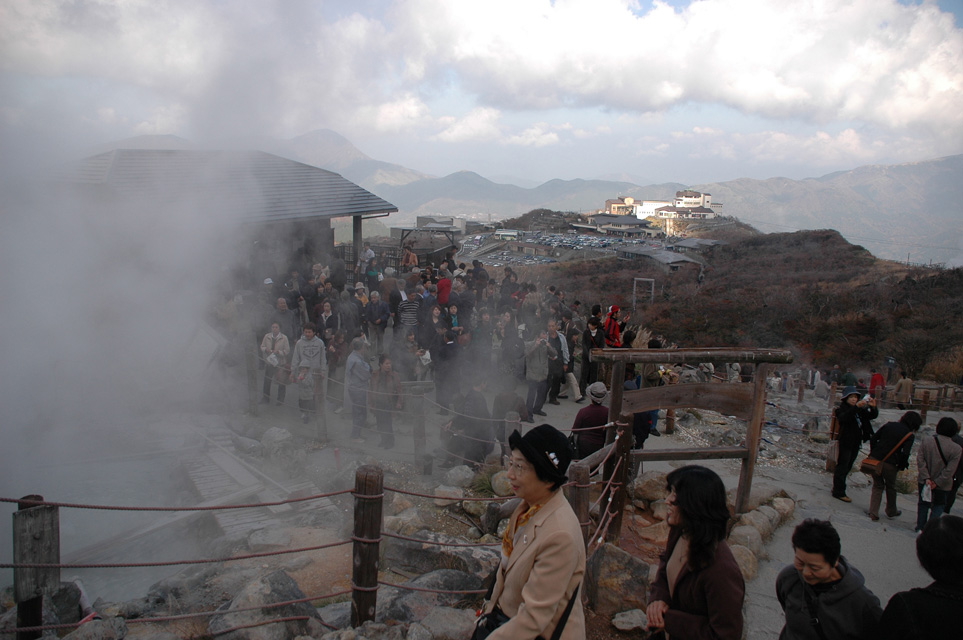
left=603, top=305, right=629, bottom=347
left=868, top=368, right=885, bottom=395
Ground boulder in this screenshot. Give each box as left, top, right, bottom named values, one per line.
left=61, top=618, right=128, bottom=640
left=757, top=505, right=780, bottom=528
left=208, top=570, right=323, bottom=640
left=462, top=498, right=488, bottom=518
left=771, top=497, right=795, bottom=523
left=585, top=543, right=651, bottom=617
left=233, top=434, right=263, bottom=456
left=383, top=529, right=499, bottom=576
left=387, top=495, right=415, bottom=516
left=490, top=471, right=513, bottom=497
left=809, top=432, right=831, bottom=443
left=634, top=519, right=670, bottom=545
left=380, top=570, right=481, bottom=623
left=433, top=486, right=464, bottom=506
left=630, top=471, right=668, bottom=502
left=612, top=609, right=649, bottom=632
left=406, top=622, right=433, bottom=640
left=728, top=525, right=765, bottom=558
left=384, top=507, right=428, bottom=535
left=261, top=427, right=294, bottom=457
left=649, top=499, right=669, bottom=521
left=316, top=601, right=351, bottom=630
left=445, top=465, right=475, bottom=488
left=420, top=606, right=477, bottom=640
left=729, top=544, right=758, bottom=581
left=739, top=510, right=773, bottom=540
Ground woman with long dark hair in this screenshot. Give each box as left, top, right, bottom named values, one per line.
left=647, top=465, right=745, bottom=639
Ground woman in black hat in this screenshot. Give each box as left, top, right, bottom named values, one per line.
left=474, top=424, right=584, bottom=640
left=832, top=385, right=878, bottom=502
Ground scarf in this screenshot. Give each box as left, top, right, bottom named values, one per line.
left=501, top=502, right=542, bottom=560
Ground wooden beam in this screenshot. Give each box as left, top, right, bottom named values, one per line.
left=621, top=384, right=755, bottom=420
left=591, top=347, right=793, bottom=364
left=735, top=363, right=771, bottom=513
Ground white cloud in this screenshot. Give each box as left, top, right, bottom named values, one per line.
left=390, top=0, right=963, bottom=136
left=433, top=107, right=502, bottom=142
left=505, top=122, right=560, bottom=147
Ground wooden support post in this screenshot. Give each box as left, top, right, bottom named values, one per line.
left=351, top=465, right=383, bottom=627
left=921, top=390, right=931, bottom=425
left=664, top=408, right=675, bottom=435
left=735, top=364, right=770, bottom=514
left=605, top=415, right=633, bottom=543
left=797, top=381, right=805, bottom=404
left=413, top=392, right=426, bottom=465
left=567, top=462, right=591, bottom=547
left=828, top=382, right=837, bottom=409
left=606, top=361, right=626, bottom=445
left=14, top=495, right=59, bottom=640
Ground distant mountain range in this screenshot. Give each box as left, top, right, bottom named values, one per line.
left=91, top=130, right=963, bottom=265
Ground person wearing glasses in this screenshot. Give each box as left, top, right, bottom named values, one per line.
left=474, top=424, right=584, bottom=640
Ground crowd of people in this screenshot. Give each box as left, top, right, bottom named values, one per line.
left=249, top=248, right=671, bottom=460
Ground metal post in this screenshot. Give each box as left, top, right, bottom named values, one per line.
left=351, top=465, right=383, bottom=627
left=14, top=495, right=59, bottom=640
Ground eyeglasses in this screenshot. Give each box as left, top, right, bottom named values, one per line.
left=507, top=459, right=533, bottom=475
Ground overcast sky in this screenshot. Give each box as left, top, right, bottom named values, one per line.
left=2, top=0, right=962, bottom=185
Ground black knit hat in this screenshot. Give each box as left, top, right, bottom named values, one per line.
left=508, top=424, right=573, bottom=487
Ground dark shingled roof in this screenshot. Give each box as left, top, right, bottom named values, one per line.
left=62, top=149, right=397, bottom=222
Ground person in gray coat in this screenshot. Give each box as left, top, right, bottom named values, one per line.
left=344, top=338, right=371, bottom=441
left=524, top=328, right=556, bottom=418
left=776, top=519, right=882, bottom=640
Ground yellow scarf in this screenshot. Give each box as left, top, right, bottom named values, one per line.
left=502, top=503, right=542, bottom=558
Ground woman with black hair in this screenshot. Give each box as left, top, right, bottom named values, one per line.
left=915, top=416, right=962, bottom=531
left=474, top=424, right=584, bottom=640
left=877, top=515, right=963, bottom=639
left=647, top=465, right=745, bottom=639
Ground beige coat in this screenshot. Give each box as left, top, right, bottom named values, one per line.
left=917, top=434, right=962, bottom=491
left=893, top=377, right=913, bottom=405
left=484, top=489, right=585, bottom=640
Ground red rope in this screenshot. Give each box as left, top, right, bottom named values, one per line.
left=1, top=540, right=352, bottom=570
left=0, top=489, right=353, bottom=512
left=382, top=531, right=499, bottom=548
left=385, top=485, right=511, bottom=502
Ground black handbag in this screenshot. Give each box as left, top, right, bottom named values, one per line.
left=471, top=584, right=580, bottom=640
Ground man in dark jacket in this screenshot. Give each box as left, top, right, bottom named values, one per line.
left=867, top=411, right=922, bottom=520
left=363, top=291, right=390, bottom=356
left=777, top=519, right=882, bottom=640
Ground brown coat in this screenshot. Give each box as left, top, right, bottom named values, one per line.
left=484, top=490, right=585, bottom=640
left=650, top=527, right=745, bottom=640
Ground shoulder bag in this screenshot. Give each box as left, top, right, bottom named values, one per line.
left=472, top=578, right=580, bottom=640
left=860, top=431, right=913, bottom=476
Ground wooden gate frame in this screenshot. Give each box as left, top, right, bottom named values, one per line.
left=591, top=347, right=792, bottom=516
